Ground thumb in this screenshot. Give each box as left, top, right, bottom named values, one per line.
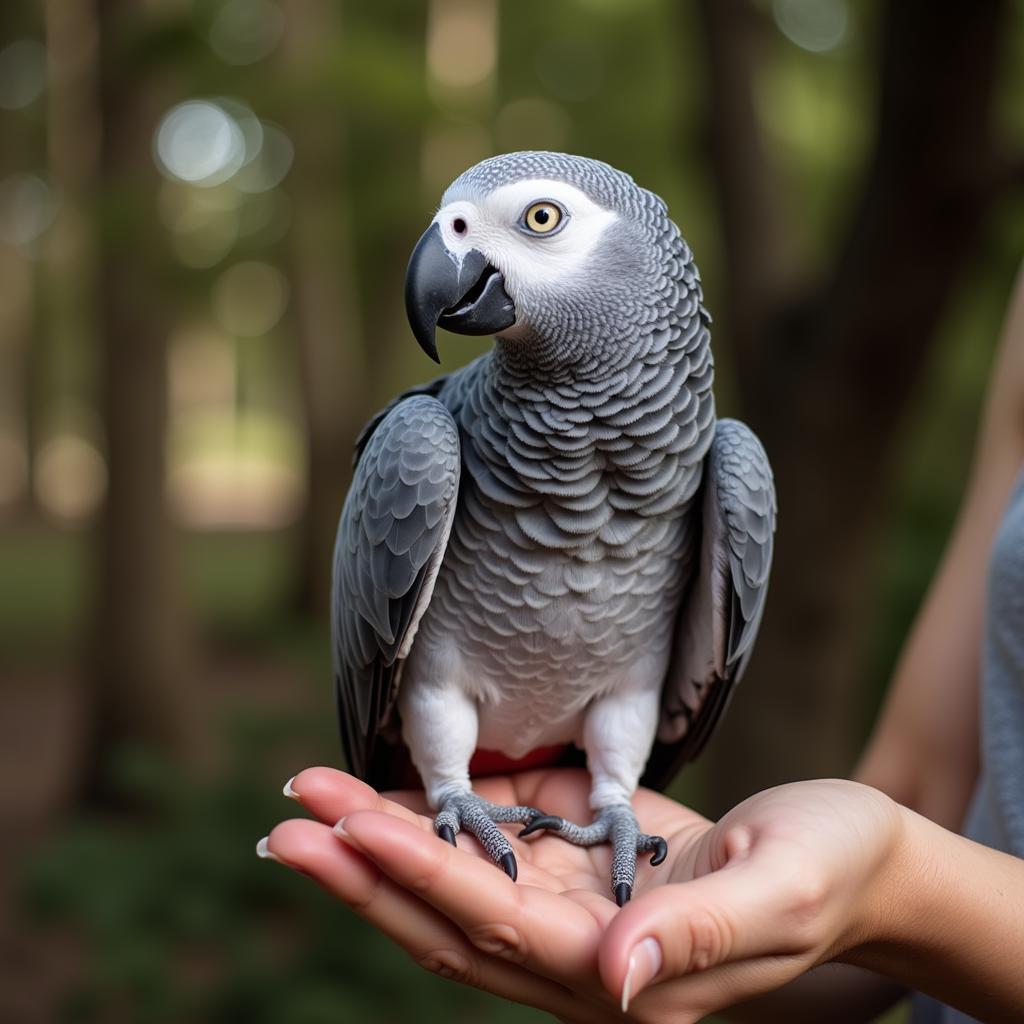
left=598, top=836, right=824, bottom=1010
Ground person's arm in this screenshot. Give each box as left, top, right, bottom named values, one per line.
left=721, top=266, right=1024, bottom=1022
left=857, top=266, right=1024, bottom=826
left=842, top=804, right=1024, bottom=1021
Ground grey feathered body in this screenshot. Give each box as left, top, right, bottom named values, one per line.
left=406, top=278, right=714, bottom=757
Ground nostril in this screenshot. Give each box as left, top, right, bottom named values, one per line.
left=452, top=217, right=467, bottom=235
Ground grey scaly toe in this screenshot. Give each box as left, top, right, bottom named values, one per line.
left=519, top=803, right=667, bottom=905
left=434, top=792, right=545, bottom=881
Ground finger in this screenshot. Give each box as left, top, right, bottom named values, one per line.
left=339, top=809, right=615, bottom=985
left=285, top=767, right=433, bottom=832
left=598, top=834, right=825, bottom=1008
left=616, top=949, right=813, bottom=1023
left=284, top=769, right=552, bottom=870
left=283, top=769, right=599, bottom=892
left=264, top=819, right=590, bottom=1021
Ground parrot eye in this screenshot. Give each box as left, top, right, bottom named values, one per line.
left=520, top=200, right=565, bottom=236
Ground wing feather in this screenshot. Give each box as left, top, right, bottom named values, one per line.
left=642, top=417, right=776, bottom=790
left=332, top=391, right=460, bottom=788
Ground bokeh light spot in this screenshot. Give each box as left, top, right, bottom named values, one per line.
left=209, top=0, right=285, bottom=66
left=0, top=40, right=46, bottom=110
left=154, top=101, right=246, bottom=187
left=773, top=0, right=850, bottom=53
left=0, top=174, right=58, bottom=249
left=233, top=122, right=294, bottom=194
left=35, top=434, right=107, bottom=523
left=159, top=181, right=241, bottom=268
left=212, top=262, right=290, bottom=337
left=427, top=0, right=497, bottom=91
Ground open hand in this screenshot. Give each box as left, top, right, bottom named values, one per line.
left=261, top=769, right=905, bottom=1022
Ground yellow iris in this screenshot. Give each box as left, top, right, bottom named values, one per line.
left=524, top=202, right=562, bottom=233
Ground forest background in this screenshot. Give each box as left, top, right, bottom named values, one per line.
left=2, top=1, right=1023, bottom=1021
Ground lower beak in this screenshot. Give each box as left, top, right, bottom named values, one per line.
left=404, top=223, right=516, bottom=363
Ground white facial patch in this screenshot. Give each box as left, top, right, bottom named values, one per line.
left=432, top=179, right=619, bottom=298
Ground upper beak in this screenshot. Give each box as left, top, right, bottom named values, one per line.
left=404, top=223, right=516, bottom=363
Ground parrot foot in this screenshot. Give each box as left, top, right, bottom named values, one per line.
left=518, top=803, right=667, bottom=905
left=433, top=792, right=544, bottom=882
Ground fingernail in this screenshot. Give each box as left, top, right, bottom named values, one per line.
left=333, top=816, right=348, bottom=838
left=283, top=776, right=299, bottom=801
left=621, top=936, right=663, bottom=1012
left=256, top=836, right=282, bottom=863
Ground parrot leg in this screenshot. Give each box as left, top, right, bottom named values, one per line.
left=433, top=792, right=544, bottom=881
left=399, top=681, right=546, bottom=880
left=515, top=677, right=666, bottom=904
left=519, top=804, right=667, bottom=906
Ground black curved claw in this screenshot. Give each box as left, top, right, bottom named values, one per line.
left=649, top=836, right=668, bottom=866
left=517, top=814, right=565, bottom=838
left=437, top=824, right=457, bottom=847
left=499, top=851, right=518, bottom=882
left=614, top=882, right=632, bottom=907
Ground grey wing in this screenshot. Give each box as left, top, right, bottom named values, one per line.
left=642, top=418, right=776, bottom=790
left=332, top=393, right=460, bottom=788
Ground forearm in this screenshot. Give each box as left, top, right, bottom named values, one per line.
left=842, top=805, right=1024, bottom=1022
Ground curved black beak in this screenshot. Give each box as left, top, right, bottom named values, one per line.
left=404, top=223, right=516, bottom=363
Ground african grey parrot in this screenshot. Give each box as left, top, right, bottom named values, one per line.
left=332, top=152, right=775, bottom=906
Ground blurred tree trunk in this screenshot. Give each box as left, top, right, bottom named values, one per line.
left=280, top=0, right=367, bottom=619
left=73, top=0, right=191, bottom=805
left=0, top=10, right=43, bottom=519
left=0, top=249, right=33, bottom=516
left=695, top=0, right=1008, bottom=813
left=39, top=0, right=102, bottom=517
left=352, top=3, right=429, bottom=400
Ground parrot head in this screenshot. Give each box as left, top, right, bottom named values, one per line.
left=404, top=151, right=682, bottom=365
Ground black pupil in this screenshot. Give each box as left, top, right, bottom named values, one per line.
left=453, top=217, right=466, bottom=233
left=534, top=207, right=550, bottom=225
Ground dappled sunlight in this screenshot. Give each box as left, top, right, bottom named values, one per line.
left=34, top=433, right=106, bottom=523
left=168, top=324, right=304, bottom=530
left=167, top=436, right=304, bottom=529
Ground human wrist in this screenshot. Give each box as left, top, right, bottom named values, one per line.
left=836, top=804, right=1024, bottom=1019
left=837, top=801, right=950, bottom=974
left=833, top=798, right=925, bottom=964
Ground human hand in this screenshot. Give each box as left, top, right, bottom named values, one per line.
left=260, top=770, right=906, bottom=1022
